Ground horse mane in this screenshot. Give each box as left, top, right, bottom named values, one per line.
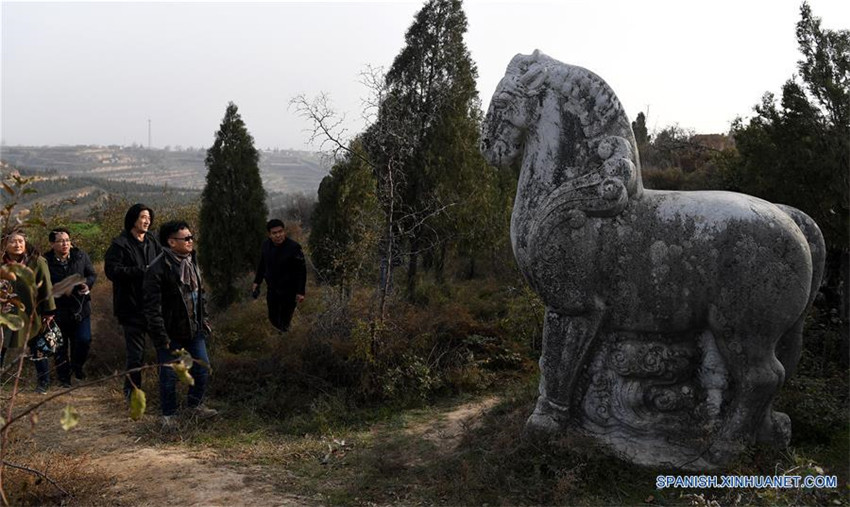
left=506, top=51, right=631, bottom=140
left=506, top=51, right=643, bottom=223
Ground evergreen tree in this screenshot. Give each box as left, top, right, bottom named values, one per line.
left=199, top=102, right=268, bottom=307
left=368, top=0, right=496, bottom=297
left=309, top=138, right=381, bottom=294
left=631, top=112, right=650, bottom=152
left=422, top=98, right=509, bottom=281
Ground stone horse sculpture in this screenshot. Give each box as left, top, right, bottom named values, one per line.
left=480, top=51, right=825, bottom=470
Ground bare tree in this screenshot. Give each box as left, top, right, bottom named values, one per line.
left=290, top=68, right=450, bottom=347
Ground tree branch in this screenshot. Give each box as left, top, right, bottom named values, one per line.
left=1, top=362, right=169, bottom=434
left=2, top=460, right=69, bottom=497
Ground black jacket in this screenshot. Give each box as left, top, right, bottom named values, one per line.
left=44, top=247, right=97, bottom=319
left=143, top=251, right=207, bottom=349
left=253, top=237, right=306, bottom=297
left=104, top=230, right=161, bottom=327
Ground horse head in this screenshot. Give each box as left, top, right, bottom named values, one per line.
left=482, top=51, right=643, bottom=223
left=480, top=53, right=546, bottom=168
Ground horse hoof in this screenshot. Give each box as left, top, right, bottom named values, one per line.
left=757, top=411, right=792, bottom=448
left=706, top=439, right=745, bottom=466
left=523, top=411, right=561, bottom=441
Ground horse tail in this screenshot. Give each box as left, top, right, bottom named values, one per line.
left=775, top=203, right=826, bottom=308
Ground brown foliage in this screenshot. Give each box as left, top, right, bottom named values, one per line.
left=3, top=443, right=113, bottom=506
left=85, top=263, right=132, bottom=376
left=209, top=277, right=536, bottom=419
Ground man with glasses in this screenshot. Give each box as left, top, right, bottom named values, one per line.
left=43, top=227, right=97, bottom=386
left=143, top=220, right=216, bottom=428
left=252, top=219, right=306, bottom=332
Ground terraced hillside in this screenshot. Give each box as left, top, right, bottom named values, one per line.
left=0, top=145, right=328, bottom=195
left=0, top=163, right=200, bottom=220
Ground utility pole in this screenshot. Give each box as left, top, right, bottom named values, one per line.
left=148, top=119, right=152, bottom=150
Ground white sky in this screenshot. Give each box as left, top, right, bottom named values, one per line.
left=2, top=0, right=848, bottom=150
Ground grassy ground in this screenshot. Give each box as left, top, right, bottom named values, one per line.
left=3, top=370, right=847, bottom=506
left=176, top=377, right=848, bottom=506
left=4, top=268, right=848, bottom=505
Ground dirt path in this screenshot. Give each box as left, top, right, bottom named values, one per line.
left=10, top=384, right=502, bottom=506
left=12, top=383, right=309, bottom=506
left=407, top=396, right=500, bottom=452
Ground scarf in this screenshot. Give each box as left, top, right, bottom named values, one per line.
left=163, top=248, right=199, bottom=291
left=3, top=251, right=31, bottom=267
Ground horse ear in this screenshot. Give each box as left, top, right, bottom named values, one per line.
left=520, top=64, right=547, bottom=92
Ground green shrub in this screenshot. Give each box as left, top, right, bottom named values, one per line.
left=777, top=373, right=848, bottom=445
left=211, top=297, right=274, bottom=355
left=380, top=353, right=442, bottom=403
left=499, top=285, right=545, bottom=353
left=209, top=277, right=537, bottom=420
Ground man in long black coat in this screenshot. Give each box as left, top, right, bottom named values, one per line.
left=104, top=203, right=161, bottom=398
left=252, top=219, right=306, bottom=332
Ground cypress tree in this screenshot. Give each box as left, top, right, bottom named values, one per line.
left=309, top=137, right=381, bottom=294
left=199, top=102, right=268, bottom=307
left=370, top=0, right=495, bottom=296
left=631, top=112, right=650, bottom=152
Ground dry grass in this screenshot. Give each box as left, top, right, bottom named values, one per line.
left=86, top=263, right=134, bottom=376
left=1, top=258, right=845, bottom=506
left=3, top=437, right=116, bottom=506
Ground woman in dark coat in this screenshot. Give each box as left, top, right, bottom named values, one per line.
left=44, top=227, right=97, bottom=385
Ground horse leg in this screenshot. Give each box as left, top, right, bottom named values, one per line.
left=697, top=329, right=727, bottom=424
left=775, top=313, right=805, bottom=382
left=709, top=323, right=786, bottom=463
left=754, top=316, right=804, bottom=447
left=527, top=307, right=603, bottom=437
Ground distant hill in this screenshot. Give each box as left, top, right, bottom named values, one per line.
left=0, top=162, right=200, bottom=220
left=0, top=145, right=329, bottom=196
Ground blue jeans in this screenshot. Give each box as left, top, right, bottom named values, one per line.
left=55, top=314, right=92, bottom=383
left=156, top=332, right=210, bottom=416
left=32, top=351, right=50, bottom=388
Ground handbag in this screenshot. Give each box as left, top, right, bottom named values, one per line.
left=29, top=319, right=64, bottom=357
